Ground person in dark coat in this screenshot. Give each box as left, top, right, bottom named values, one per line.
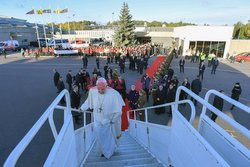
left=82, top=70, right=89, bottom=92
left=128, top=85, right=139, bottom=110
left=211, top=57, right=219, bottom=74
left=96, top=56, right=100, bottom=69
left=191, top=75, right=202, bottom=106
left=79, top=70, right=84, bottom=91
left=171, top=75, right=179, bottom=91
left=82, top=55, right=88, bottom=69
left=104, top=63, right=109, bottom=79
left=179, top=58, right=185, bottom=73
left=143, top=56, right=148, bottom=69
left=137, top=57, right=141, bottom=73
left=57, top=77, right=66, bottom=104
left=155, top=85, right=166, bottom=114
left=199, top=62, right=206, bottom=81
left=167, top=68, right=174, bottom=80
left=66, top=70, right=73, bottom=93
left=211, top=90, right=224, bottom=122
left=53, top=68, right=60, bottom=90
left=71, top=85, right=81, bottom=124
left=119, top=58, right=125, bottom=73
left=107, top=56, right=111, bottom=64
left=132, top=56, right=136, bottom=70
left=179, top=78, right=190, bottom=102
left=166, top=83, right=176, bottom=114
left=230, top=82, right=242, bottom=110
left=57, top=76, right=65, bottom=92
left=129, top=55, right=133, bottom=70
left=139, top=58, right=144, bottom=74
left=141, top=74, right=151, bottom=102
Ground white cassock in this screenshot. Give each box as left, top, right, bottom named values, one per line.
left=80, top=86, right=125, bottom=159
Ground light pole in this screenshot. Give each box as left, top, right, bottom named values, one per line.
left=73, top=14, right=77, bottom=43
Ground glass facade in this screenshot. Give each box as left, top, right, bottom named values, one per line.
left=189, top=41, right=226, bottom=57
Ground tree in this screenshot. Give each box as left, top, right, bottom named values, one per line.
left=114, top=3, right=136, bottom=47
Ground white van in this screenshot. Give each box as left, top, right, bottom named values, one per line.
left=0, top=40, right=20, bottom=51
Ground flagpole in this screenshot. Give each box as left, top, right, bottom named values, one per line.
left=67, top=9, right=71, bottom=35
left=49, top=6, right=55, bottom=48
left=73, top=13, right=77, bottom=44
left=49, top=12, right=56, bottom=48
left=35, top=22, right=41, bottom=49
left=43, top=22, right=48, bottom=48
left=34, top=9, right=41, bottom=49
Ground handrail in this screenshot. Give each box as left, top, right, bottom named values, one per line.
left=175, top=86, right=250, bottom=139
left=175, top=86, right=250, bottom=157
left=55, top=105, right=93, bottom=126
left=4, top=89, right=92, bottom=167
left=128, top=100, right=196, bottom=124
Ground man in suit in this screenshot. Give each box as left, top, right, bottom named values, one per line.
left=96, top=56, right=100, bottom=69
left=191, top=75, right=202, bottom=106
left=71, top=85, right=81, bottom=124
left=66, top=70, right=73, bottom=93
left=211, top=90, right=224, bottom=122
left=179, top=58, right=185, bottom=73
left=53, top=68, right=60, bottom=91
left=199, top=62, right=206, bottom=81
left=211, top=57, right=219, bottom=75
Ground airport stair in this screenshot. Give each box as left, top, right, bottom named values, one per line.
left=83, top=132, right=163, bottom=167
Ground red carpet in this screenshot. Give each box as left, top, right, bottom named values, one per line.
left=121, top=55, right=166, bottom=131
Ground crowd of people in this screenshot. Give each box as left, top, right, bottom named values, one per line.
left=52, top=44, right=158, bottom=123
left=52, top=45, right=243, bottom=124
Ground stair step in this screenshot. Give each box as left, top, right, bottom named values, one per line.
left=125, top=162, right=163, bottom=167
left=84, top=157, right=157, bottom=167
left=89, top=147, right=145, bottom=156
left=86, top=152, right=151, bottom=163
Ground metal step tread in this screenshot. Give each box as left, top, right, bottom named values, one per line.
left=86, top=152, right=151, bottom=163
left=125, top=162, right=164, bottom=167
left=84, top=157, right=157, bottom=167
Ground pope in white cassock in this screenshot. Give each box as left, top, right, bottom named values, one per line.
left=80, top=78, right=125, bottom=159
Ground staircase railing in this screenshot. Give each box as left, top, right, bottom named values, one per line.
left=4, top=89, right=93, bottom=167
left=127, top=86, right=250, bottom=166
left=128, top=99, right=196, bottom=124
left=176, top=86, right=250, bottom=158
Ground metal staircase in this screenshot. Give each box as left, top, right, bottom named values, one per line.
left=84, top=132, right=163, bottom=167
left=4, top=86, right=250, bottom=167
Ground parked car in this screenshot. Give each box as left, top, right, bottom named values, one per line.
left=235, top=52, right=250, bottom=63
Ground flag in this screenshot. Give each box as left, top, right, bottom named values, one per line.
left=37, top=9, right=43, bottom=15
left=43, top=9, right=51, bottom=13
left=60, top=8, right=68, bottom=13
left=26, top=9, right=35, bottom=15
left=54, top=8, right=61, bottom=14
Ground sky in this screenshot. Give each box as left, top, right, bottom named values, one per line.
left=0, top=0, right=249, bottom=25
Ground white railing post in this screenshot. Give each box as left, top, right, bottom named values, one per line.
left=145, top=109, right=148, bottom=123
left=83, top=111, right=86, bottom=126
left=134, top=110, right=137, bottom=120
left=48, top=111, right=58, bottom=140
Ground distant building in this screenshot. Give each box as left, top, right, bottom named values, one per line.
left=0, top=16, right=52, bottom=45
left=174, top=26, right=234, bottom=58
left=55, top=29, right=115, bottom=42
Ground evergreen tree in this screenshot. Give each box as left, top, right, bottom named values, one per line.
left=114, top=3, right=136, bottom=47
